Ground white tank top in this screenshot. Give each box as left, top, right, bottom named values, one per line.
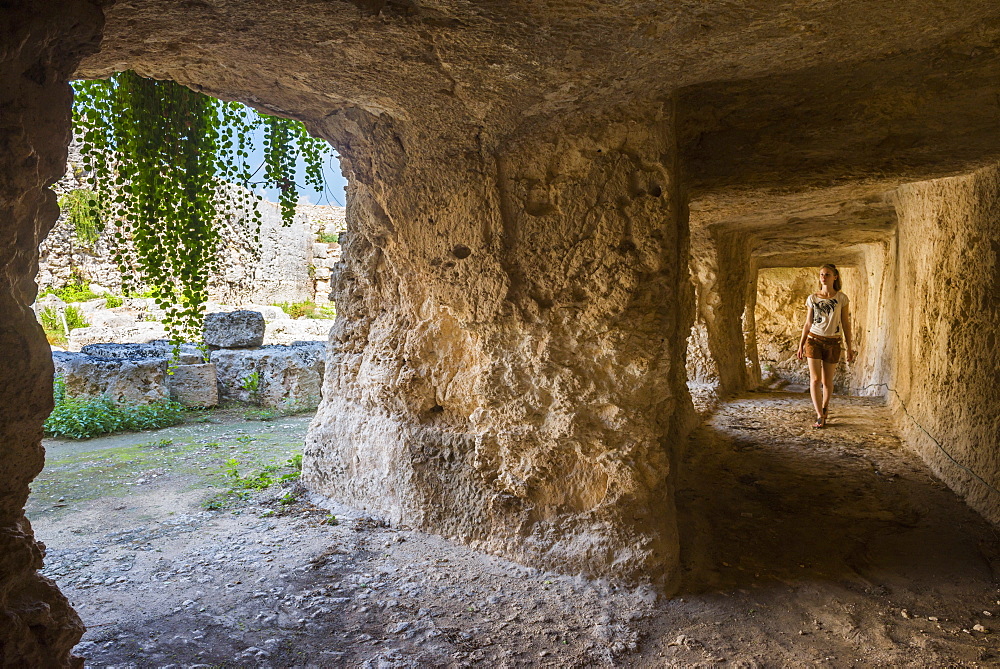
left=806, top=291, right=849, bottom=337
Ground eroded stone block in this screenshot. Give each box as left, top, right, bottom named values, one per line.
left=168, top=363, right=219, bottom=407
left=211, top=343, right=324, bottom=408
left=204, top=310, right=265, bottom=348
left=52, top=351, right=169, bottom=405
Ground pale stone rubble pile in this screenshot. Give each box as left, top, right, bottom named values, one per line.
left=52, top=309, right=328, bottom=409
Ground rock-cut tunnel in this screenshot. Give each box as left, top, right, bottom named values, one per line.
left=3, top=1, right=1000, bottom=664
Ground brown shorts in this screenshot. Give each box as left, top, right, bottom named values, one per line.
left=804, top=333, right=842, bottom=363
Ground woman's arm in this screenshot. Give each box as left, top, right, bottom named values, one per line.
left=841, top=303, right=855, bottom=363
left=797, top=306, right=813, bottom=360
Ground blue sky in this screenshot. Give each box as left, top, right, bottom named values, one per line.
left=243, top=124, right=349, bottom=207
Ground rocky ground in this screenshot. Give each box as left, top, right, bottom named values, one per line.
left=29, top=391, right=1000, bottom=667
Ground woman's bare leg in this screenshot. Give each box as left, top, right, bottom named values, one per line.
left=808, top=357, right=825, bottom=420
left=821, top=361, right=838, bottom=417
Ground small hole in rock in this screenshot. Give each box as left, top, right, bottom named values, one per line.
left=452, top=244, right=472, bottom=259
left=429, top=404, right=444, bottom=413
left=650, top=184, right=663, bottom=197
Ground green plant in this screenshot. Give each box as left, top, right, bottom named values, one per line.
left=41, top=281, right=102, bottom=304
left=104, top=294, right=124, bottom=308
left=57, top=188, right=104, bottom=246
left=64, top=306, right=88, bottom=330
left=239, top=371, right=262, bottom=405
left=279, top=452, right=303, bottom=482
left=239, top=371, right=260, bottom=392
left=44, top=379, right=185, bottom=439
left=272, top=300, right=316, bottom=319
left=323, top=514, right=338, bottom=526
left=224, top=458, right=241, bottom=478
left=222, top=458, right=275, bottom=489
left=316, top=231, right=339, bottom=243
left=72, top=71, right=333, bottom=350
left=243, top=408, right=278, bottom=421
left=39, top=306, right=89, bottom=345
left=235, top=435, right=255, bottom=445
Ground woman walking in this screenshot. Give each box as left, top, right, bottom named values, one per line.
left=796, top=264, right=855, bottom=428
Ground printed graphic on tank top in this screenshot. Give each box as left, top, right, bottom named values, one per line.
left=806, top=291, right=849, bottom=338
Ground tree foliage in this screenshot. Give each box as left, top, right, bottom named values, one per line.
left=72, top=71, right=331, bottom=349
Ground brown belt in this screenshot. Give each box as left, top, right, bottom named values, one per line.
left=807, top=332, right=841, bottom=344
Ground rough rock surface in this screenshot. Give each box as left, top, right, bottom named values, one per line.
left=263, top=319, right=334, bottom=345
left=204, top=310, right=265, bottom=349
left=52, top=352, right=169, bottom=405
left=889, top=165, right=1000, bottom=525
left=68, top=322, right=168, bottom=351
left=7, top=0, right=1000, bottom=662
left=167, top=363, right=219, bottom=408
left=80, top=341, right=203, bottom=365
left=0, top=2, right=102, bottom=665
left=211, top=343, right=325, bottom=408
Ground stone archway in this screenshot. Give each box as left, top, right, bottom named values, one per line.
left=6, top=1, right=1000, bottom=664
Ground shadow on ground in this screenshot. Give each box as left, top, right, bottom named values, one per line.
left=678, top=391, right=1000, bottom=593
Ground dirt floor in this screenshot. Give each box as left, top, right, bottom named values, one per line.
left=28, top=391, right=1000, bottom=667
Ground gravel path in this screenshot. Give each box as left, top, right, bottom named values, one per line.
left=28, top=391, right=1000, bottom=667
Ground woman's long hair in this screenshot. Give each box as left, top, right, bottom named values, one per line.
left=821, top=263, right=842, bottom=292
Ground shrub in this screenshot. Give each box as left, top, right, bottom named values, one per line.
left=41, top=278, right=102, bottom=304
left=272, top=300, right=336, bottom=320
left=272, top=300, right=315, bottom=319
left=40, top=305, right=88, bottom=332
left=39, top=306, right=89, bottom=346
left=316, top=232, right=339, bottom=243
left=44, top=378, right=186, bottom=439
left=105, top=294, right=124, bottom=308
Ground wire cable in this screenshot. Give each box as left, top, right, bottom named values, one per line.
left=854, top=382, right=1000, bottom=499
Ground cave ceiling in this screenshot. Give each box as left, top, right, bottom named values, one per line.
left=78, top=0, right=1000, bottom=238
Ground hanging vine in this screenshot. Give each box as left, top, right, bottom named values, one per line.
left=72, top=71, right=331, bottom=349
left=57, top=188, right=103, bottom=246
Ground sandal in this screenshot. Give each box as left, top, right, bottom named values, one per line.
left=812, top=414, right=825, bottom=429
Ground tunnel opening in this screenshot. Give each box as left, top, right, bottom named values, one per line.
left=754, top=264, right=873, bottom=396
left=6, top=2, right=1000, bottom=665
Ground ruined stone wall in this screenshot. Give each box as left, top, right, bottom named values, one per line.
left=37, top=153, right=347, bottom=306
left=0, top=2, right=103, bottom=665
left=889, top=166, right=1000, bottom=524
left=305, top=109, right=694, bottom=583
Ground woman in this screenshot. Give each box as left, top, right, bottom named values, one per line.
left=796, top=264, right=855, bottom=428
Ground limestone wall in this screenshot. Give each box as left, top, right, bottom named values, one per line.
left=889, top=166, right=1000, bottom=524
left=686, top=226, right=755, bottom=396
left=304, top=111, right=695, bottom=584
